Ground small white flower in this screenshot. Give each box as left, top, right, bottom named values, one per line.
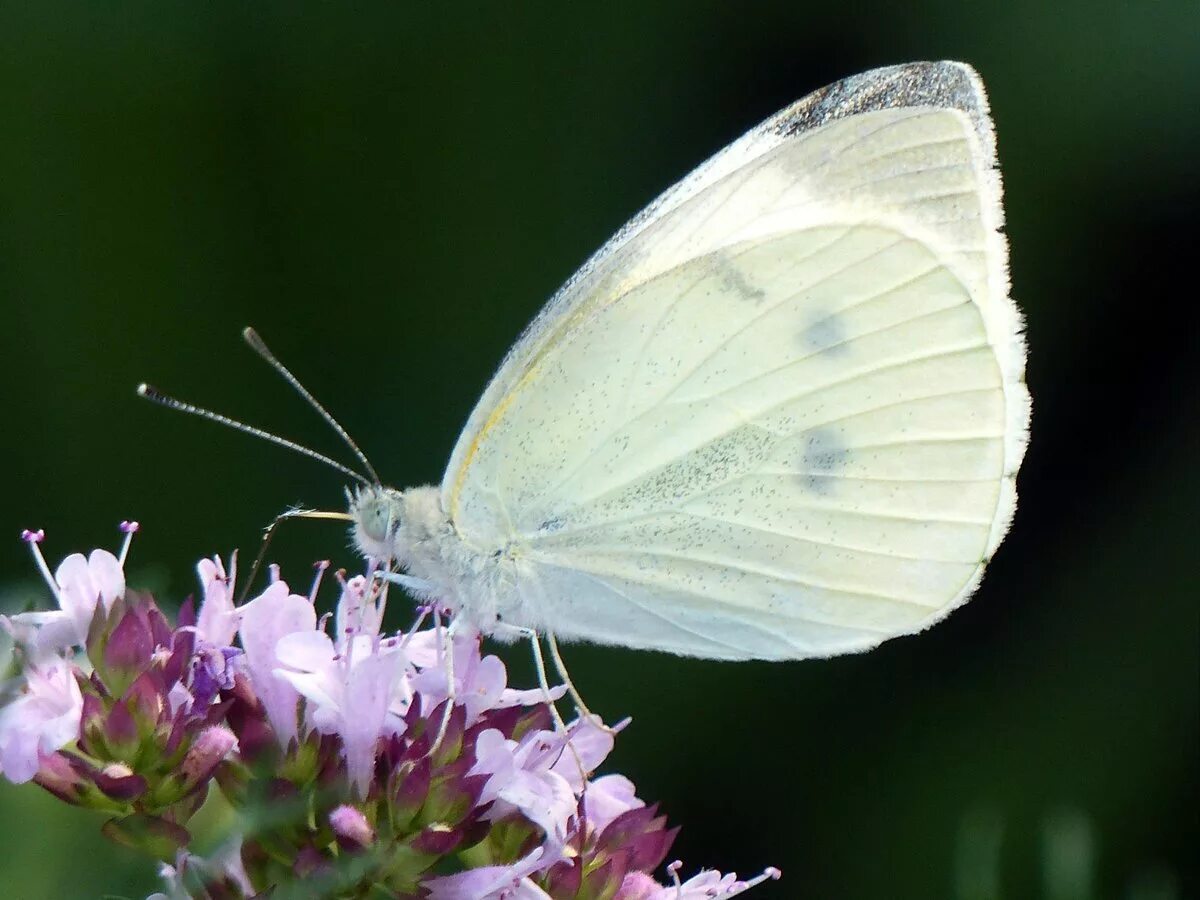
left=0, top=655, right=83, bottom=783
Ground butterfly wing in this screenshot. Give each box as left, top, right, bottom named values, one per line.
left=441, top=61, right=1029, bottom=660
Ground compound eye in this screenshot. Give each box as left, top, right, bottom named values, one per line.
left=364, top=500, right=391, bottom=543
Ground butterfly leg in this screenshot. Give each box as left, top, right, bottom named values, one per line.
left=492, top=623, right=588, bottom=779
left=427, top=612, right=461, bottom=756
left=372, top=571, right=437, bottom=597
left=370, top=572, right=459, bottom=755
left=545, top=631, right=617, bottom=736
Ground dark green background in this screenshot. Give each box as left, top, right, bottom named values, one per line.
left=1, top=3, right=1196, bottom=898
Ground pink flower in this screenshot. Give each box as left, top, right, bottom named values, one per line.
left=584, top=774, right=644, bottom=835
left=617, top=864, right=783, bottom=899
left=176, top=554, right=243, bottom=712
left=150, top=836, right=252, bottom=900
left=0, top=655, right=83, bottom=783
left=424, top=848, right=551, bottom=900
left=329, top=804, right=374, bottom=850
left=6, top=547, right=125, bottom=654
left=195, top=554, right=238, bottom=647
left=545, top=717, right=617, bottom=792
left=408, top=625, right=566, bottom=725
left=4, top=531, right=781, bottom=899
left=469, top=727, right=578, bottom=845
left=275, top=631, right=407, bottom=795
left=334, top=574, right=383, bottom=640
left=236, top=580, right=316, bottom=746
left=268, top=574, right=412, bottom=794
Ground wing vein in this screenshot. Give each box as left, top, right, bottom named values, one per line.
left=676, top=294, right=969, bottom=409
left=558, top=342, right=989, bottom=512
left=655, top=231, right=914, bottom=406
left=544, top=545, right=938, bottom=610
left=529, top=227, right=858, bottom=509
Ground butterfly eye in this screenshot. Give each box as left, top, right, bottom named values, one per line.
left=363, top=500, right=393, bottom=543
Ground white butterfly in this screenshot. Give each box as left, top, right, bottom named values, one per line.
left=146, top=61, right=1029, bottom=663
left=346, top=60, right=1029, bottom=661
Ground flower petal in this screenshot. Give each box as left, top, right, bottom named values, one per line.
left=237, top=583, right=316, bottom=746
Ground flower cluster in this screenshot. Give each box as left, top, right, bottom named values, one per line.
left=0, top=524, right=780, bottom=899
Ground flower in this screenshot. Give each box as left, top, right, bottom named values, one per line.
left=4, top=530, right=125, bottom=654
left=4, top=522, right=779, bottom=899
left=424, top=848, right=551, bottom=900
left=178, top=554, right=243, bottom=711
left=408, top=624, right=567, bottom=725
left=616, top=863, right=784, bottom=899
left=194, top=553, right=239, bottom=647
left=236, top=579, right=316, bottom=746
left=269, top=571, right=411, bottom=794
left=469, top=713, right=620, bottom=849
left=0, top=655, right=83, bottom=782
left=275, top=630, right=406, bottom=794
left=471, top=726, right=579, bottom=845
left=584, top=774, right=643, bottom=835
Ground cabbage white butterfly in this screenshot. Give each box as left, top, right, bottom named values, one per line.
left=146, top=60, right=1028, bottom=663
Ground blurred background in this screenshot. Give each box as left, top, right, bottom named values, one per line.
left=0, top=2, right=1196, bottom=898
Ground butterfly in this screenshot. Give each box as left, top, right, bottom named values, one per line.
left=144, top=60, right=1029, bottom=663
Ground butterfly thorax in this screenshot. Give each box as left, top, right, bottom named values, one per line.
left=348, top=483, right=533, bottom=635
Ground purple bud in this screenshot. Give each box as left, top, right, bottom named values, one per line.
left=329, top=805, right=374, bottom=851
left=122, top=670, right=167, bottom=726
left=104, top=606, right=154, bottom=673
left=293, top=846, right=329, bottom=877
left=581, top=854, right=626, bottom=900
left=422, top=760, right=486, bottom=827
left=627, top=824, right=679, bottom=875
left=429, top=702, right=467, bottom=767
left=163, top=708, right=190, bottom=756
left=507, top=702, right=554, bottom=742
left=143, top=600, right=173, bottom=650
left=410, top=823, right=462, bottom=855
left=176, top=595, right=197, bottom=629
left=160, top=627, right=196, bottom=689
left=390, top=756, right=431, bottom=829
left=94, top=762, right=149, bottom=801
left=78, top=692, right=106, bottom=755
left=32, top=752, right=86, bottom=803
left=597, top=804, right=676, bottom=872
left=223, top=674, right=269, bottom=741
left=179, top=726, right=237, bottom=794
left=544, top=858, right=584, bottom=898
left=104, top=697, right=139, bottom=748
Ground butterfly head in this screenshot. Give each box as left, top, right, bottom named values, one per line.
left=348, top=484, right=408, bottom=562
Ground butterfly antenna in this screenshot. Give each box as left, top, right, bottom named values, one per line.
left=242, top=327, right=383, bottom=485
left=136, top=383, right=372, bottom=486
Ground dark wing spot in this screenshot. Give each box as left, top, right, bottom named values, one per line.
left=800, top=428, right=851, bottom=493
left=800, top=311, right=848, bottom=356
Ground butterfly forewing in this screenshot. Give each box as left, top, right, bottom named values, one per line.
left=441, top=61, right=1028, bottom=659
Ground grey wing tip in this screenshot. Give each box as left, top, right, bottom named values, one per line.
left=771, top=60, right=992, bottom=142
